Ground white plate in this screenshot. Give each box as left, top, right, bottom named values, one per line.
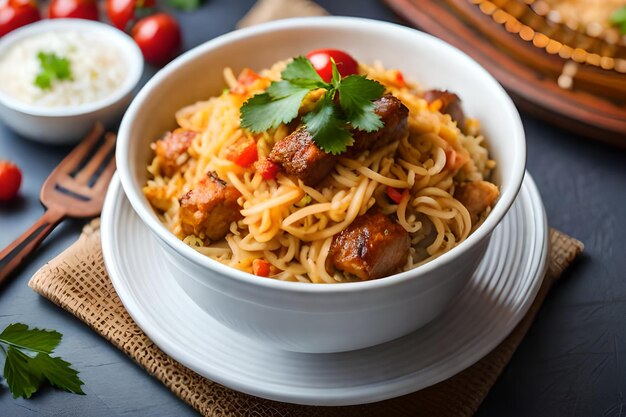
left=101, top=172, right=548, bottom=406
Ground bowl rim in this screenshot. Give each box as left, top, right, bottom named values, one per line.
left=0, top=19, right=143, bottom=117
left=117, top=16, right=527, bottom=294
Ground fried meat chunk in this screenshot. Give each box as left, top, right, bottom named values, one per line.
left=454, top=180, right=499, bottom=226
left=179, top=172, right=242, bottom=241
left=329, top=212, right=410, bottom=280
left=152, top=129, right=196, bottom=177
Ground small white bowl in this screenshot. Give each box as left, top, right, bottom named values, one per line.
left=116, top=17, right=526, bottom=353
left=0, top=19, right=143, bottom=145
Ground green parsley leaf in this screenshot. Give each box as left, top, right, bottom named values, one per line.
left=3, top=347, right=42, bottom=399
left=611, top=6, right=626, bottom=34
left=32, top=354, right=85, bottom=395
left=338, top=75, right=385, bottom=132
left=34, top=52, right=72, bottom=91
left=281, top=56, right=325, bottom=84
left=303, top=93, right=353, bottom=155
left=240, top=89, right=310, bottom=132
left=0, top=323, right=84, bottom=399
left=239, top=54, right=385, bottom=154
left=330, top=58, right=341, bottom=89
left=167, top=0, right=203, bottom=10
left=266, top=80, right=311, bottom=100
left=0, top=323, right=62, bottom=354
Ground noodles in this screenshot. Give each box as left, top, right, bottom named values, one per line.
left=143, top=58, right=497, bottom=283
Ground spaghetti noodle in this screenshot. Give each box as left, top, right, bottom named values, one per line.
left=143, top=58, right=497, bottom=283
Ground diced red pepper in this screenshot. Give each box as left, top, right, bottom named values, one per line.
left=394, top=70, right=406, bottom=88
left=226, top=139, right=258, bottom=167
left=238, top=68, right=260, bottom=85
left=254, top=158, right=280, bottom=180
left=386, top=186, right=405, bottom=204
left=445, top=148, right=468, bottom=172
left=231, top=68, right=260, bottom=94
left=252, top=259, right=271, bottom=277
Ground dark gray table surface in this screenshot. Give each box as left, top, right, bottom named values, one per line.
left=1, top=1, right=625, bottom=416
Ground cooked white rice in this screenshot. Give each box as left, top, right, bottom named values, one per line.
left=0, top=30, right=126, bottom=107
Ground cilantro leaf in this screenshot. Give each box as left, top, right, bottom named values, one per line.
left=611, top=6, right=626, bottom=34
left=3, top=347, right=42, bottom=399
left=281, top=56, right=325, bottom=84
left=34, top=52, right=72, bottom=91
left=303, top=93, right=353, bottom=155
left=266, top=80, right=311, bottom=100
left=240, top=89, right=309, bottom=132
left=330, top=58, right=341, bottom=89
left=167, top=0, right=203, bottom=11
left=32, top=354, right=85, bottom=395
left=239, top=54, right=386, bottom=154
left=338, top=75, right=385, bottom=132
left=0, top=323, right=84, bottom=399
left=0, top=323, right=61, bottom=354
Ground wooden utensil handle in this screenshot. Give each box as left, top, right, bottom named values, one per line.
left=0, top=208, right=65, bottom=286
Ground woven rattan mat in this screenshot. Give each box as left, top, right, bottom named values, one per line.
left=28, top=219, right=583, bottom=417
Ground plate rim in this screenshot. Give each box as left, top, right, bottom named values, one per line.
left=101, top=171, right=549, bottom=406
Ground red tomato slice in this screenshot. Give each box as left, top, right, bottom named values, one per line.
left=0, top=0, right=40, bottom=37
left=0, top=161, right=22, bottom=201
left=48, top=0, right=99, bottom=20
left=305, top=49, right=358, bottom=83
left=252, top=259, right=271, bottom=277
left=132, top=13, right=181, bottom=65
left=226, top=139, right=258, bottom=167
left=254, top=158, right=280, bottom=180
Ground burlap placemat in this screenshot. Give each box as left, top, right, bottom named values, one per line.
left=28, top=219, right=583, bottom=417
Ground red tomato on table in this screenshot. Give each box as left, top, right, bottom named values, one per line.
left=48, top=0, right=98, bottom=20
left=306, top=49, right=359, bottom=83
left=132, top=13, right=181, bottom=65
left=0, top=161, right=22, bottom=201
left=0, top=0, right=40, bottom=37
left=105, top=0, right=155, bottom=31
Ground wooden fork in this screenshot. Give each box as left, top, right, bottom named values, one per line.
left=0, top=123, right=116, bottom=286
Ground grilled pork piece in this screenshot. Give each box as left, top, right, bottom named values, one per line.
left=423, top=90, right=466, bottom=131
left=179, top=172, right=242, bottom=241
left=268, top=126, right=337, bottom=186
left=269, top=94, right=409, bottom=186
left=349, top=94, right=409, bottom=154
left=152, top=129, right=196, bottom=177
left=454, top=180, right=499, bottom=226
left=329, top=212, right=410, bottom=280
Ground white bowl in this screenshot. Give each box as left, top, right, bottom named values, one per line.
left=0, top=19, right=143, bottom=144
left=116, top=17, right=526, bottom=353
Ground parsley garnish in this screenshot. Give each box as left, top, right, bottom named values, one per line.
left=0, top=323, right=84, bottom=399
left=611, top=6, right=626, bottom=35
left=240, top=56, right=385, bottom=155
left=34, top=52, right=73, bottom=90
left=167, top=0, right=204, bottom=11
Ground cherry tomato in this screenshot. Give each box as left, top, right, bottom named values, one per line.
left=254, top=158, right=280, bottom=180
left=105, top=0, right=154, bottom=31
left=0, top=0, right=40, bottom=37
left=252, top=259, right=271, bottom=277
left=48, top=0, right=98, bottom=20
left=386, top=186, right=405, bottom=204
left=0, top=161, right=22, bottom=201
left=132, top=13, right=181, bottom=65
left=226, top=139, right=257, bottom=167
left=306, top=49, right=359, bottom=83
